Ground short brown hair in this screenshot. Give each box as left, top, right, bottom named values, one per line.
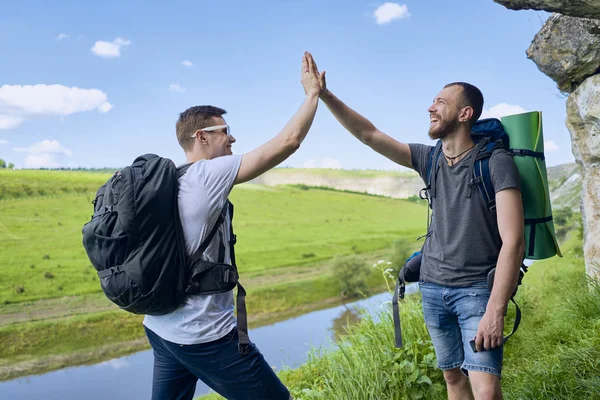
left=176, top=105, right=227, bottom=151
left=443, top=82, right=484, bottom=126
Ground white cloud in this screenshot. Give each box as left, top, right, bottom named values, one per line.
left=169, top=84, right=186, bottom=93
left=182, top=60, right=193, bottom=67
left=303, top=158, right=342, bottom=169
left=544, top=139, right=559, bottom=152
left=0, top=84, right=112, bottom=129
left=374, top=3, right=410, bottom=25
left=0, top=115, right=24, bottom=130
left=113, top=37, right=131, bottom=46
left=99, top=102, right=113, bottom=113
left=0, top=139, right=8, bottom=145
left=57, top=33, right=70, bottom=41
left=91, top=37, right=131, bottom=58
left=14, top=140, right=73, bottom=168
left=0, top=84, right=111, bottom=116
left=480, top=103, right=527, bottom=119
left=98, top=359, right=131, bottom=370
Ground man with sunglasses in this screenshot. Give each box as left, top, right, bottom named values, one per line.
left=142, top=52, right=321, bottom=400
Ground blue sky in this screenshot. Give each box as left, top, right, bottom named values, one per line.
left=0, top=0, right=574, bottom=170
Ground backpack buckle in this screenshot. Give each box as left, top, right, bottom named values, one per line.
left=399, top=282, right=406, bottom=300
left=238, top=343, right=250, bottom=355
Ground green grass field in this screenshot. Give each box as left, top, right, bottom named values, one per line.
left=0, top=169, right=112, bottom=200
left=0, top=169, right=427, bottom=380
left=0, top=171, right=426, bottom=304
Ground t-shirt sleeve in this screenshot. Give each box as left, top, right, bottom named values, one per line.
left=191, top=155, right=242, bottom=209
left=490, top=149, right=521, bottom=193
left=408, top=143, right=434, bottom=184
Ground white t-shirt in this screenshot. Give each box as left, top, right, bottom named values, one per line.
left=143, top=154, right=242, bottom=345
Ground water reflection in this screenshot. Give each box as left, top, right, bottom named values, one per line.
left=330, top=306, right=362, bottom=342
left=0, top=289, right=415, bottom=400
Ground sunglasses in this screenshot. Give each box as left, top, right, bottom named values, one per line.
left=190, top=125, right=232, bottom=140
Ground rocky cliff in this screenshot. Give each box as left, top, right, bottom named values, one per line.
left=495, top=0, right=600, bottom=279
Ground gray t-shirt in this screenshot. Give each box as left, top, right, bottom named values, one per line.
left=143, top=154, right=242, bottom=345
left=409, top=143, right=521, bottom=287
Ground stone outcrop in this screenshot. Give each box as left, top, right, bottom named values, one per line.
left=566, top=75, right=600, bottom=280
left=526, top=15, right=600, bottom=93
left=495, top=0, right=600, bottom=280
left=251, top=170, right=425, bottom=199
left=494, top=0, right=600, bottom=20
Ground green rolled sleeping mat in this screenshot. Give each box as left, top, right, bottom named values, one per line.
left=500, top=111, right=562, bottom=260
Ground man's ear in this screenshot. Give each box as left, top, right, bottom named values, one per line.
left=459, top=106, right=474, bottom=123
left=195, top=130, right=209, bottom=144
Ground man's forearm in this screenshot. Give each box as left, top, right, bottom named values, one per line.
left=276, top=91, right=319, bottom=153
left=260, top=92, right=320, bottom=167
left=234, top=92, right=319, bottom=185
left=487, top=241, right=525, bottom=315
left=320, top=89, right=377, bottom=144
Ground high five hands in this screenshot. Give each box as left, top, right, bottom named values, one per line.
left=301, top=52, right=326, bottom=96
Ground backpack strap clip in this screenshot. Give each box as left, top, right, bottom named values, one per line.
left=511, top=148, right=545, bottom=160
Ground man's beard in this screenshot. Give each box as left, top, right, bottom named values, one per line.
left=428, top=116, right=458, bottom=140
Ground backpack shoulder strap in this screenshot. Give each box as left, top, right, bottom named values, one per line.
left=177, top=162, right=193, bottom=178
left=189, top=203, right=228, bottom=264
left=469, top=140, right=502, bottom=213
left=417, top=142, right=442, bottom=242
left=227, top=200, right=237, bottom=268
left=427, top=141, right=443, bottom=200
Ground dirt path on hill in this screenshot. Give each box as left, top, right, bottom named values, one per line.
left=0, top=249, right=389, bottom=328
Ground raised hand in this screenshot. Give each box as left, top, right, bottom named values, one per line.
left=301, top=51, right=322, bottom=97
left=305, top=52, right=327, bottom=96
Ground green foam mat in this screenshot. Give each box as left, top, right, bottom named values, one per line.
left=501, top=111, right=561, bottom=259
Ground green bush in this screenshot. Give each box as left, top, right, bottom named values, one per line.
left=280, top=297, right=445, bottom=400
left=390, top=238, right=418, bottom=277
left=331, top=256, right=371, bottom=298
left=554, top=207, right=573, bottom=227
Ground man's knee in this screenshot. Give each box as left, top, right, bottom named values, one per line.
left=469, top=371, right=501, bottom=400
left=472, top=385, right=501, bottom=400
left=443, top=368, right=467, bottom=386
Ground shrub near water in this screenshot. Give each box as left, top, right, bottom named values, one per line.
left=280, top=302, right=445, bottom=400
left=332, top=256, right=371, bottom=298
left=277, top=263, right=444, bottom=400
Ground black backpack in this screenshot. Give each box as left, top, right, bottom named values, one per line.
left=82, top=153, right=250, bottom=352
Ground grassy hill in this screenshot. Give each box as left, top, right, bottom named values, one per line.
left=547, top=162, right=582, bottom=211
left=0, top=163, right=584, bottom=381
left=0, top=169, right=427, bottom=304
left=252, top=167, right=424, bottom=199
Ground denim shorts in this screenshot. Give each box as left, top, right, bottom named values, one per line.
left=419, top=280, right=503, bottom=378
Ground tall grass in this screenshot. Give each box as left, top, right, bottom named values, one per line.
left=280, top=300, right=445, bottom=400
left=199, top=226, right=599, bottom=400
left=199, top=295, right=445, bottom=400
left=501, top=234, right=600, bottom=399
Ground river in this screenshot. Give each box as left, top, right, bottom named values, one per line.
left=1, top=285, right=418, bottom=400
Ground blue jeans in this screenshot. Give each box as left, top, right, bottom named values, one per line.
left=145, top=326, right=291, bottom=400
left=419, top=281, right=503, bottom=378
